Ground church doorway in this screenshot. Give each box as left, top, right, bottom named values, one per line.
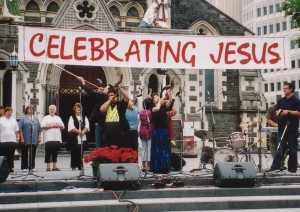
left=59, top=65, right=106, bottom=147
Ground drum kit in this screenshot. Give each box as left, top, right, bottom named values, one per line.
left=196, top=121, right=259, bottom=170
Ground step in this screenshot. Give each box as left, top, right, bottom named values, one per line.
left=1, top=194, right=300, bottom=211
left=1, top=185, right=300, bottom=204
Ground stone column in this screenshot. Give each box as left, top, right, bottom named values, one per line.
left=0, top=79, right=2, bottom=105
left=11, top=70, right=17, bottom=117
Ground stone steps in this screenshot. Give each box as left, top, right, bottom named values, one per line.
left=1, top=186, right=300, bottom=211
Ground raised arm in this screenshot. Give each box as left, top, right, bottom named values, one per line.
left=116, top=84, right=129, bottom=102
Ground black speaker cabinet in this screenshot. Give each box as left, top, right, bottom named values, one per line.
left=0, top=156, right=9, bottom=183
left=213, top=162, right=257, bottom=187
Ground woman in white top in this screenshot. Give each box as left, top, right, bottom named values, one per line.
left=41, top=105, right=64, bottom=171
left=68, top=103, right=89, bottom=171
left=0, top=107, right=19, bottom=172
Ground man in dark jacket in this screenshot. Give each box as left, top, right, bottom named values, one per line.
left=77, top=76, right=108, bottom=147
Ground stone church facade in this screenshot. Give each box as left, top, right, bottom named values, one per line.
left=0, top=0, right=266, bottom=146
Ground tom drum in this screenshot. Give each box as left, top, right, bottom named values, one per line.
left=229, top=132, right=246, bottom=149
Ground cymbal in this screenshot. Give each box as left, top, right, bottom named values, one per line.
left=194, top=130, right=207, bottom=139
left=239, top=121, right=257, bottom=127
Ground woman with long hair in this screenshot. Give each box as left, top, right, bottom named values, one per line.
left=139, top=97, right=153, bottom=172
left=150, top=88, right=173, bottom=174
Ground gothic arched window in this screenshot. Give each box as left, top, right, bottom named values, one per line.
left=149, top=74, right=158, bottom=94
left=47, top=1, right=59, bottom=12
left=25, top=0, right=40, bottom=11
left=110, top=6, right=120, bottom=16
left=25, top=0, right=41, bottom=22
left=127, top=7, right=139, bottom=17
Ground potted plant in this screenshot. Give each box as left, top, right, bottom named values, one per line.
left=83, top=145, right=138, bottom=177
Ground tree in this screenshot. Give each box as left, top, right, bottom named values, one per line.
left=279, top=0, right=300, bottom=45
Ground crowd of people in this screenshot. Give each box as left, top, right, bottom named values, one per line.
left=0, top=76, right=178, bottom=174
left=1, top=79, right=298, bottom=175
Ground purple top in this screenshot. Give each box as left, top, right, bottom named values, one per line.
left=139, top=109, right=153, bottom=140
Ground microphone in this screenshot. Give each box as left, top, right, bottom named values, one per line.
left=222, top=88, right=225, bottom=98
left=175, top=87, right=182, bottom=97
left=25, top=91, right=30, bottom=98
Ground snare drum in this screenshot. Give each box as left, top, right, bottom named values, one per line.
left=229, top=132, right=246, bottom=149
left=213, top=148, right=237, bottom=167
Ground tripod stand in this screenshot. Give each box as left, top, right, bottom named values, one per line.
left=12, top=105, right=43, bottom=180
left=191, top=89, right=224, bottom=173
left=69, top=87, right=93, bottom=180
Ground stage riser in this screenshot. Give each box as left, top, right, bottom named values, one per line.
left=1, top=186, right=300, bottom=205
left=1, top=195, right=300, bottom=211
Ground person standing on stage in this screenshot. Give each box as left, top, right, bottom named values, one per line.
left=266, top=104, right=278, bottom=159
left=151, top=88, right=173, bottom=174
left=68, top=103, right=89, bottom=171
left=18, top=106, right=42, bottom=172
left=139, top=97, right=153, bottom=172
left=41, top=105, right=64, bottom=171
left=100, top=85, right=130, bottom=148
left=77, top=76, right=108, bottom=148
left=125, top=98, right=140, bottom=151
left=0, top=107, right=19, bottom=172
left=269, top=83, right=300, bottom=173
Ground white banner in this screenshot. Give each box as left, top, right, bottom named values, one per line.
left=18, top=26, right=291, bottom=69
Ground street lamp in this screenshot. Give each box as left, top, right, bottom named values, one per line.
left=9, top=46, right=18, bottom=69
left=9, top=46, right=18, bottom=118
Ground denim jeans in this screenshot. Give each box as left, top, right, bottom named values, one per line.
left=95, top=124, right=103, bottom=148
left=271, top=131, right=298, bottom=172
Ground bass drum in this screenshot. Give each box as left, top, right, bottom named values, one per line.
left=213, top=148, right=237, bottom=167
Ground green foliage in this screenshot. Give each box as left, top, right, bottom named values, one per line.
left=279, top=0, right=300, bottom=45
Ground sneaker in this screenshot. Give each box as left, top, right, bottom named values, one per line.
left=31, top=169, right=37, bottom=172
left=9, top=169, right=14, bottom=173
left=72, top=168, right=76, bottom=171
left=22, top=169, right=27, bottom=172
left=265, top=168, right=276, bottom=172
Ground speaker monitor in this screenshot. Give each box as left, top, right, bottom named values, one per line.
left=97, top=163, right=139, bottom=190
left=213, top=162, right=257, bottom=187
left=0, top=156, right=9, bottom=183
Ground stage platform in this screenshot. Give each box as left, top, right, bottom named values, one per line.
left=2, top=154, right=300, bottom=211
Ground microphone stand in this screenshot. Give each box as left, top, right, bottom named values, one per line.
left=277, top=121, right=289, bottom=174
left=253, top=92, right=263, bottom=172
left=69, top=86, right=93, bottom=180
left=12, top=96, right=43, bottom=180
